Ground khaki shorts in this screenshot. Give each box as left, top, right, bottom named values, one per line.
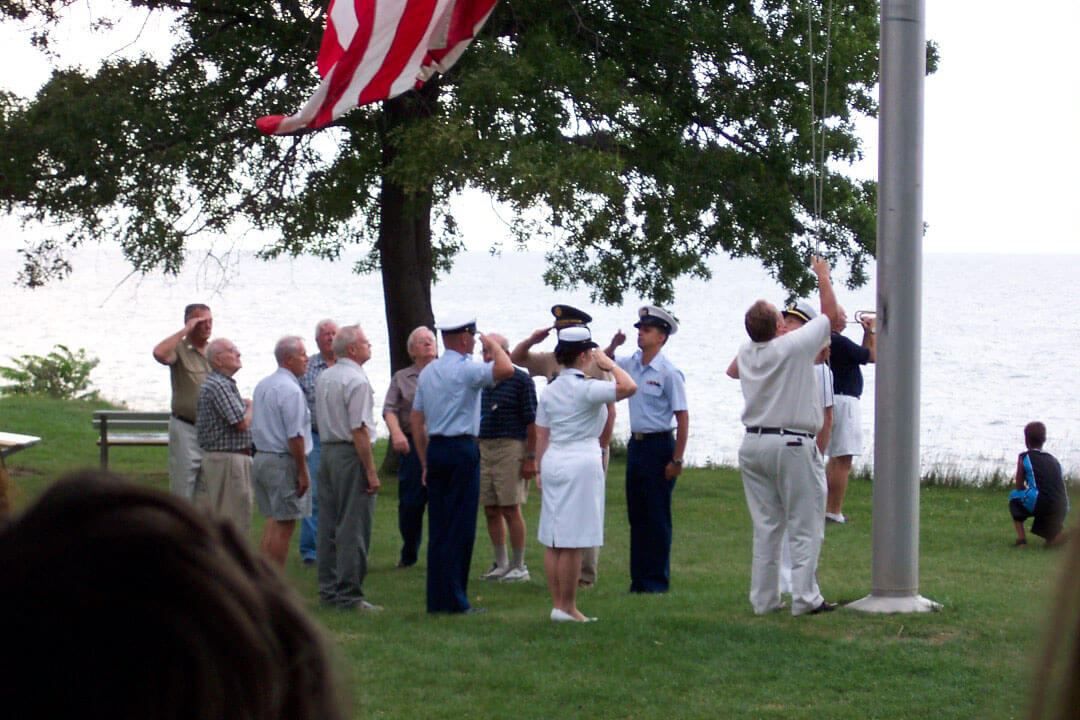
left=479, top=438, right=528, bottom=507
left=254, top=451, right=312, bottom=521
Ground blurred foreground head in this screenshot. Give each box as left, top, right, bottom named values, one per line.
left=0, top=471, right=346, bottom=720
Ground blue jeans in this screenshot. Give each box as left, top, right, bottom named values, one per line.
left=299, top=431, right=320, bottom=561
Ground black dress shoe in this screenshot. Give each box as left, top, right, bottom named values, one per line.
left=808, top=601, right=838, bottom=615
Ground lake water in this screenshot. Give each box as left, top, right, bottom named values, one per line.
left=2, top=245, right=1077, bottom=479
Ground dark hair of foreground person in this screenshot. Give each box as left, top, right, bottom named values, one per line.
left=0, top=471, right=347, bottom=720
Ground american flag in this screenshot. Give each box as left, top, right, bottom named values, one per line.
left=257, top=0, right=499, bottom=136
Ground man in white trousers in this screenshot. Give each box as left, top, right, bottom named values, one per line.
left=733, top=257, right=840, bottom=616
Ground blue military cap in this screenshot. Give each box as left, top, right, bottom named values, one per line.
left=551, top=304, right=593, bottom=328
left=634, top=305, right=679, bottom=335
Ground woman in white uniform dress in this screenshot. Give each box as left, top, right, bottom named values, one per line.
left=536, top=327, right=637, bottom=622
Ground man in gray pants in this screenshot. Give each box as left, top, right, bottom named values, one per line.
left=313, top=324, right=382, bottom=612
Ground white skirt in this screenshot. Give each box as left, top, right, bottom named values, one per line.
left=537, top=439, right=605, bottom=548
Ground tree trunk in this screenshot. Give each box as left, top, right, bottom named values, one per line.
left=376, top=91, right=438, bottom=475
left=377, top=93, right=436, bottom=376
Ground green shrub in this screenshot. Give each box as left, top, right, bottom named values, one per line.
left=0, top=344, right=100, bottom=400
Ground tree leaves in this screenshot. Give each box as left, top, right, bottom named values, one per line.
left=0, top=0, right=914, bottom=302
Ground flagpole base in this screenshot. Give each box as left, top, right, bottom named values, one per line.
left=845, top=594, right=943, bottom=614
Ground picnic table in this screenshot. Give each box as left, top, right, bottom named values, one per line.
left=0, top=431, right=42, bottom=462
left=1, top=431, right=42, bottom=517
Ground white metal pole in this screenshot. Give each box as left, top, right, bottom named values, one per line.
left=847, top=0, right=940, bottom=614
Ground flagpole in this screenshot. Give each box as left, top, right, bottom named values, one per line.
left=847, top=0, right=940, bottom=614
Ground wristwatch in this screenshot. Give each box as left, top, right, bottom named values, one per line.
left=672, top=459, right=683, bottom=466
left=525, top=453, right=537, bottom=459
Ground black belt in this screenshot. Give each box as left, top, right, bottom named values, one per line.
left=206, top=448, right=252, bottom=456
left=171, top=412, right=195, bottom=425
left=630, top=431, right=673, bottom=441
left=745, top=427, right=815, bottom=440
left=429, top=434, right=474, bottom=441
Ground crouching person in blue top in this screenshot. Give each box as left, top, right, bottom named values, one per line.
left=1010, top=421, right=1070, bottom=548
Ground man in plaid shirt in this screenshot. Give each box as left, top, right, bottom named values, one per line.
left=196, top=337, right=254, bottom=535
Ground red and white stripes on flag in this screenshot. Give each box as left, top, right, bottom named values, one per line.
left=257, top=0, right=498, bottom=136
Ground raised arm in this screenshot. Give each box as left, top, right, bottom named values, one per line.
left=811, top=256, right=840, bottom=330
left=592, top=349, right=636, bottom=400
left=860, top=316, right=877, bottom=363
left=152, top=315, right=203, bottom=365
left=481, top=334, right=514, bottom=381
left=510, top=327, right=552, bottom=365
left=603, top=330, right=626, bottom=359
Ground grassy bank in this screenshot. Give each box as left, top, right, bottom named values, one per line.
left=1, top=397, right=1068, bottom=718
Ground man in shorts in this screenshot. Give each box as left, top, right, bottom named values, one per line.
left=825, top=305, right=875, bottom=523
left=251, top=336, right=313, bottom=566
left=478, top=334, right=538, bottom=582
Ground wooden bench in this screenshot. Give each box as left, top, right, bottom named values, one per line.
left=93, top=411, right=170, bottom=469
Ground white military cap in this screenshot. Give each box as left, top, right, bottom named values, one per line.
left=634, top=305, right=679, bottom=335
left=555, top=325, right=598, bottom=351
left=556, top=326, right=596, bottom=343
left=435, top=312, right=478, bottom=334
left=781, top=300, right=817, bottom=325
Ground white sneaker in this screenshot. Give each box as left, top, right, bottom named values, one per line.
left=356, top=600, right=383, bottom=612
left=825, top=513, right=847, bottom=524
left=500, top=565, right=530, bottom=582
left=481, top=562, right=510, bottom=580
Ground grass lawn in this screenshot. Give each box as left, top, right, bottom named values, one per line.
left=2, top=397, right=1067, bottom=719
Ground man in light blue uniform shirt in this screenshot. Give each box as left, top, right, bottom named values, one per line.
left=411, top=314, right=514, bottom=614
left=607, top=306, right=689, bottom=593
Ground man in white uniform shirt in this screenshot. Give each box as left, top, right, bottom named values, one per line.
left=251, top=336, right=312, bottom=567
left=734, top=257, right=839, bottom=616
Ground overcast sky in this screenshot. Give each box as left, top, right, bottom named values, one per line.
left=1, top=1, right=1077, bottom=254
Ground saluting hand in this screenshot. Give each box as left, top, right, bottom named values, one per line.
left=527, top=326, right=553, bottom=345
left=610, top=329, right=626, bottom=348
left=591, top=349, right=615, bottom=373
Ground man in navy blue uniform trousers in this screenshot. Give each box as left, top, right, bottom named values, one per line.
left=411, top=314, right=514, bottom=613
left=607, top=306, right=689, bottom=593
left=825, top=306, right=875, bottom=523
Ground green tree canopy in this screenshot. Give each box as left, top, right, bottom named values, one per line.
left=0, top=0, right=933, bottom=369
